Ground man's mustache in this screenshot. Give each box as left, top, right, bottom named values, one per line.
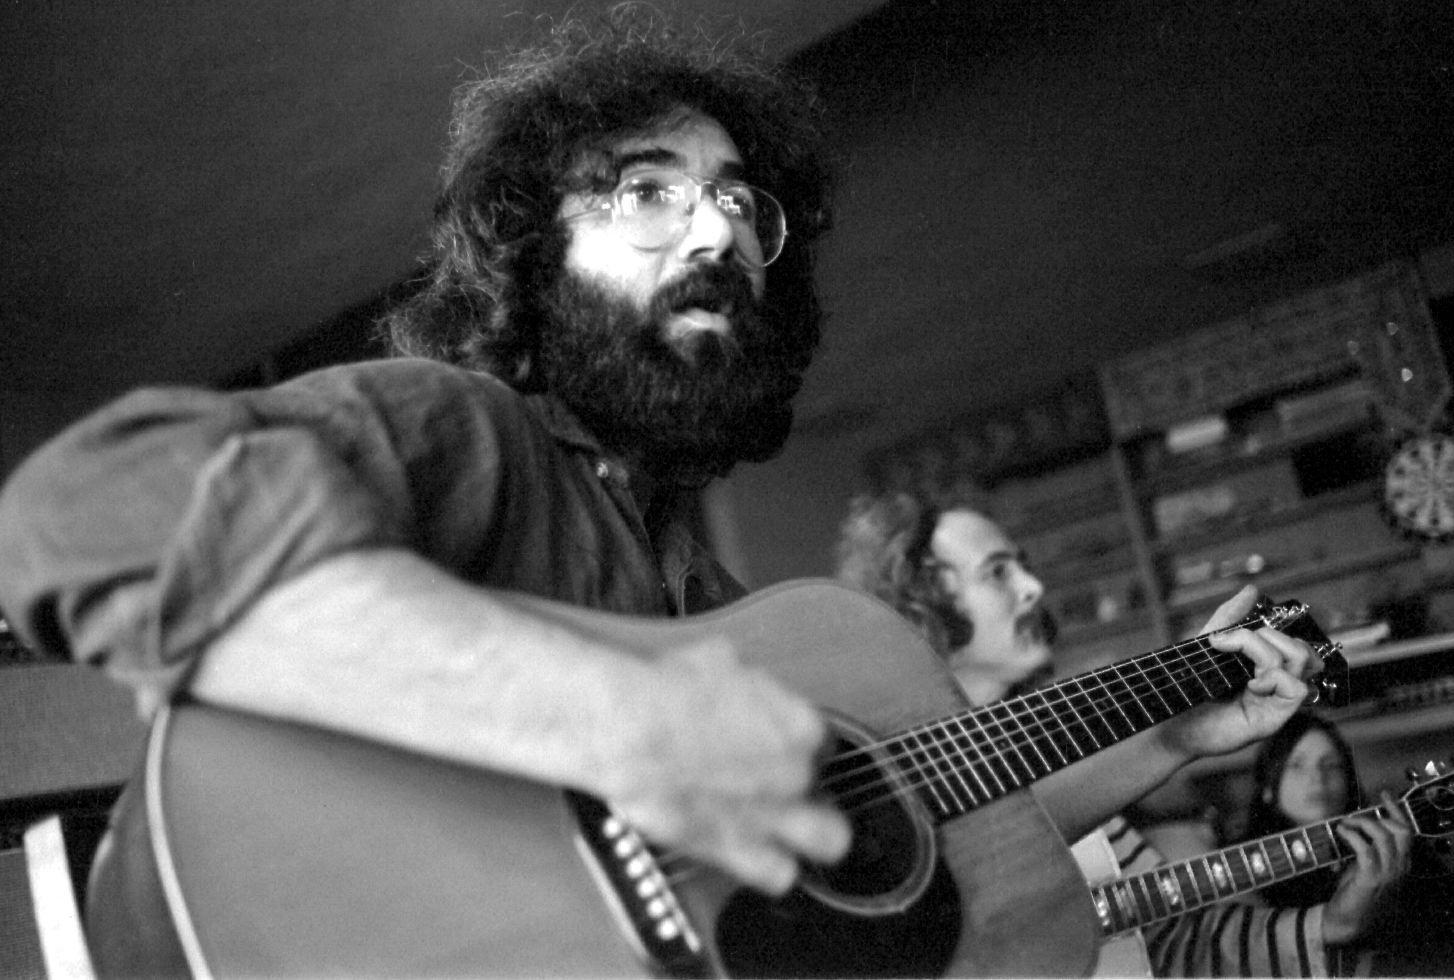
left=1017, top=605, right=1058, bottom=646
left=649, top=263, right=759, bottom=321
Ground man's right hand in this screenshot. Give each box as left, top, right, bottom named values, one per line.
left=601, top=636, right=852, bottom=896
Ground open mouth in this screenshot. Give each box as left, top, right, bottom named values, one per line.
left=666, top=304, right=733, bottom=339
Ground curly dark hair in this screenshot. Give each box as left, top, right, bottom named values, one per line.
left=835, top=487, right=998, bottom=658
left=381, top=4, right=832, bottom=388
left=1241, top=711, right=1363, bottom=907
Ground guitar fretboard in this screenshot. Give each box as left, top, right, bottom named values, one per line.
left=881, top=620, right=1266, bottom=822
left=1088, top=801, right=1398, bottom=937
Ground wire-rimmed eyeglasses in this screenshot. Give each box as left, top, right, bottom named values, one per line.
left=562, top=168, right=787, bottom=267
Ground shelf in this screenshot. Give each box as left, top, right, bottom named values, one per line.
left=1336, top=701, right=1454, bottom=744
left=1134, top=411, right=1373, bottom=499
left=1166, top=542, right=1422, bottom=616
left=1038, top=552, right=1138, bottom=590
left=1056, top=609, right=1154, bottom=646
left=1152, top=480, right=1383, bottom=556
left=1000, top=493, right=1123, bottom=538
left=1344, top=630, right=1454, bottom=668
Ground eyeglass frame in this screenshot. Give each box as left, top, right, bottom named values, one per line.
left=560, top=167, right=788, bottom=268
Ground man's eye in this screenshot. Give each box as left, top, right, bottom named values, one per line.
left=621, top=177, right=681, bottom=210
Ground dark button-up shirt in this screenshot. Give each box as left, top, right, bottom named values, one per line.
left=0, top=357, right=743, bottom=713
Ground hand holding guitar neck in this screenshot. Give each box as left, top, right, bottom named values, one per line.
left=1148, top=585, right=1346, bottom=763
left=1322, top=789, right=1416, bottom=944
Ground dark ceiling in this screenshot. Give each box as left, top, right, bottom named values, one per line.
left=790, top=0, right=1454, bottom=452
left=3, top=0, right=1453, bottom=478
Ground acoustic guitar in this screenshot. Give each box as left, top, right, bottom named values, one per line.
left=118, top=579, right=1340, bottom=977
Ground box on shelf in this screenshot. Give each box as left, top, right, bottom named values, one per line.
left=1151, top=458, right=1301, bottom=540
left=1047, top=567, right=1147, bottom=633
left=993, top=454, right=1119, bottom=530
left=1019, top=509, right=1130, bottom=576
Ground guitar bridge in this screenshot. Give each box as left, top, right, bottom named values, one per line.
left=567, top=791, right=710, bottom=978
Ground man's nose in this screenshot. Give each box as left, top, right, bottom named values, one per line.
left=1019, top=568, right=1045, bottom=607
left=678, top=193, right=738, bottom=263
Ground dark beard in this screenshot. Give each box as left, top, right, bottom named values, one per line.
left=537, top=264, right=814, bottom=483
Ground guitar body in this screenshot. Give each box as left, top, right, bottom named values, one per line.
left=132, top=580, right=1097, bottom=977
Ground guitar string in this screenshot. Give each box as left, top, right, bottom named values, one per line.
left=646, top=635, right=1256, bottom=883
left=817, top=629, right=1251, bottom=811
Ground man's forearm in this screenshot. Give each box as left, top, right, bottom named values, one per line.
left=190, top=547, right=653, bottom=798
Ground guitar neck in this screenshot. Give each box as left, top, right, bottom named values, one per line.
left=886, top=605, right=1297, bottom=823
left=1089, top=799, right=1403, bottom=937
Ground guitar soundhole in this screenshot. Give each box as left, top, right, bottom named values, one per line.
left=715, top=857, right=961, bottom=979
left=715, top=724, right=957, bottom=978
left=799, top=736, right=922, bottom=898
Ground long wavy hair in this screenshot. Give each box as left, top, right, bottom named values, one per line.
left=1242, top=712, right=1362, bottom=907
left=381, top=5, right=832, bottom=389
left=835, top=488, right=997, bottom=659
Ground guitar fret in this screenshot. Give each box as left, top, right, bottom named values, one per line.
left=1094, top=669, right=1148, bottom=735
left=1248, top=840, right=1275, bottom=883
left=1110, top=660, right=1158, bottom=726
left=985, top=702, right=1041, bottom=785
left=1305, top=824, right=1344, bottom=864
left=1022, top=692, right=1074, bottom=769
left=923, top=721, right=979, bottom=813
left=1070, top=674, right=1122, bottom=744
left=962, top=713, right=1013, bottom=799
left=1203, top=854, right=1233, bottom=897
left=1155, top=867, right=1187, bottom=914
left=1172, top=864, right=1200, bottom=911
left=1130, top=868, right=1166, bottom=924
left=900, top=729, right=955, bottom=815
left=1132, top=656, right=1181, bottom=720
left=944, top=717, right=995, bottom=806
left=1039, top=692, right=1097, bottom=766
left=1226, top=847, right=1255, bottom=892
left=1110, top=880, right=1137, bottom=933
left=1268, top=835, right=1297, bottom=878
left=1187, top=857, right=1215, bottom=903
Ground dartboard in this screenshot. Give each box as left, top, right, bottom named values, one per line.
left=1383, top=433, right=1454, bottom=540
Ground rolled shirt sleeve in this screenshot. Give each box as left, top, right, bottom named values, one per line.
left=0, top=360, right=506, bottom=711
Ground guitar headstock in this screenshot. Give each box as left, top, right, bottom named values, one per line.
left=1249, top=597, right=1350, bottom=708
left=1404, top=760, right=1454, bottom=843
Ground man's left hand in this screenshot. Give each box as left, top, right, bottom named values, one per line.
left=1157, top=585, right=1318, bottom=760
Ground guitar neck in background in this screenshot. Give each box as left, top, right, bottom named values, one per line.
left=1088, top=798, right=1400, bottom=937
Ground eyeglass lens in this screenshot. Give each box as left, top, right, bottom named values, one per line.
left=616, top=171, right=785, bottom=265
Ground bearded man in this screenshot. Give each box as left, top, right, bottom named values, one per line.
left=0, top=10, right=1322, bottom=978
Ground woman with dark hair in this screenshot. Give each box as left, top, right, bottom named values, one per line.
left=1243, top=712, right=1367, bottom=908
left=1218, top=712, right=1414, bottom=975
